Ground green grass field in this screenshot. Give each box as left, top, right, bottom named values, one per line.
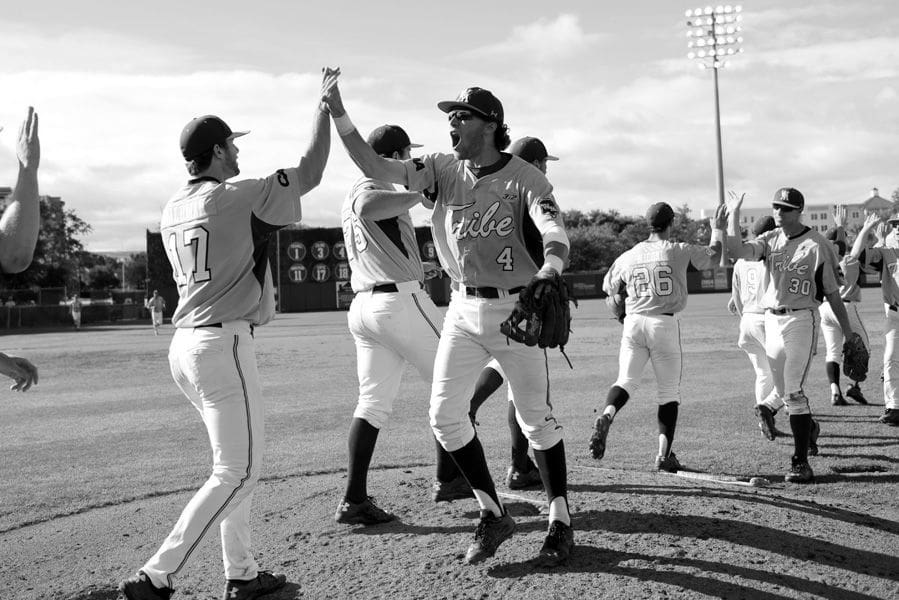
left=1, top=292, right=897, bottom=599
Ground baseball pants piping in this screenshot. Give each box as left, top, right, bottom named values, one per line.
left=738, top=311, right=777, bottom=406
left=613, top=313, right=683, bottom=405
left=764, top=309, right=817, bottom=415
left=142, top=321, right=262, bottom=588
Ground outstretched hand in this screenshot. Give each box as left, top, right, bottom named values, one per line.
left=17, top=107, right=39, bottom=171
left=321, top=67, right=344, bottom=117
left=0, top=354, right=38, bottom=392
left=832, top=204, right=847, bottom=228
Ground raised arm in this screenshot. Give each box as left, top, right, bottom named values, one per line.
left=321, top=68, right=409, bottom=186
left=0, top=107, right=40, bottom=273
left=724, top=191, right=763, bottom=260
left=831, top=204, right=847, bottom=244
left=849, top=211, right=880, bottom=261
left=356, top=189, right=426, bottom=221
left=294, top=71, right=334, bottom=196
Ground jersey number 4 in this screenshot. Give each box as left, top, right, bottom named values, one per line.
left=632, top=265, right=673, bottom=297
left=166, top=227, right=211, bottom=286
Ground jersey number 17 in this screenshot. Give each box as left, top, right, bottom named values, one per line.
left=166, top=226, right=212, bottom=286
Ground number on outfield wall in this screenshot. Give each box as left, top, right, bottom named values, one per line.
left=496, top=247, right=514, bottom=271
left=166, top=227, right=212, bottom=287
left=632, top=264, right=674, bottom=297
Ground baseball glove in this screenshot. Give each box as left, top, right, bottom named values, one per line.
left=500, top=272, right=577, bottom=356
left=606, top=292, right=627, bottom=324
left=842, top=332, right=869, bottom=382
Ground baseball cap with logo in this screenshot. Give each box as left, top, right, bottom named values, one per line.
left=887, top=212, right=899, bottom=224
left=772, top=187, right=805, bottom=211
left=366, top=125, right=423, bottom=158
left=437, top=87, right=504, bottom=124
left=751, top=215, right=777, bottom=237
left=646, top=202, right=675, bottom=231
left=180, top=115, right=248, bottom=160
left=509, top=137, right=559, bottom=164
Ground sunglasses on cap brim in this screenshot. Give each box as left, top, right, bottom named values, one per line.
left=772, top=204, right=798, bottom=212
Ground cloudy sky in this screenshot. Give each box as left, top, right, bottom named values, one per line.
left=1, top=0, right=896, bottom=252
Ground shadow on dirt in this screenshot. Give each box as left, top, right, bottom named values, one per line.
left=488, top=545, right=885, bottom=600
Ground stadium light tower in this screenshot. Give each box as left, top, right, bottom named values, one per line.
left=685, top=5, right=743, bottom=225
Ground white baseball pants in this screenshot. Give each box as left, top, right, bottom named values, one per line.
left=737, top=312, right=777, bottom=406
left=614, top=313, right=682, bottom=405
left=347, top=282, right=444, bottom=428
left=152, top=310, right=164, bottom=327
left=142, top=321, right=262, bottom=589
left=882, top=306, right=899, bottom=410
left=819, top=301, right=868, bottom=363
left=764, top=309, right=818, bottom=415
left=430, top=291, right=563, bottom=452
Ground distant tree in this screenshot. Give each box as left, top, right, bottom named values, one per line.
left=87, top=266, right=120, bottom=290
left=892, top=187, right=899, bottom=204
left=125, top=252, right=148, bottom=289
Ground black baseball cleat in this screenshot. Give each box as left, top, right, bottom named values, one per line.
left=433, top=475, right=474, bottom=502
left=785, top=456, right=815, bottom=483
left=880, top=408, right=899, bottom=426
left=334, top=496, right=395, bottom=525
left=118, top=572, right=173, bottom=600
left=754, top=404, right=777, bottom=441
left=222, top=570, right=286, bottom=600
left=808, top=419, right=820, bottom=456
left=537, top=520, right=574, bottom=567
left=655, top=451, right=682, bottom=473
left=589, top=414, right=612, bottom=460
left=464, top=510, right=515, bottom=564
left=831, top=393, right=848, bottom=406
left=846, top=384, right=868, bottom=404
left=505, top=463, right=543, bottom=490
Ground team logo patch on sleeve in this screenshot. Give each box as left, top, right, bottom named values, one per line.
left=412, top=158, right=426, bottom=171
left=538, top=196, right=560, bottom=219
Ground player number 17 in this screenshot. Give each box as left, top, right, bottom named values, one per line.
left=166, top=226, right=212, bottom=287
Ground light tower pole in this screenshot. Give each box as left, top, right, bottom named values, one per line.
left=686, top=5, right=743, bottom=266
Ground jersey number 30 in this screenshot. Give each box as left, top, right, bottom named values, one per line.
left=166, top=227, right=211, bottom=286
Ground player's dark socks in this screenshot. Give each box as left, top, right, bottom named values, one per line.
left=434, top=436, right=462, bottom=482
left=468, top=367, right=504, bottom=421
left=825, top=361, right=840, bottom=385
left=657, top=402, right=679, bottom=454
left=533, top=440, right=567, bottom=501
left=604, top=385, right=630, bottom=416
left=507, top=402, right=531, bottom=470
left=789, top=413, right=812, bottom=461
left=449, top=436, right=502, bottom=511
left=345, top=417, right=379, bottom=503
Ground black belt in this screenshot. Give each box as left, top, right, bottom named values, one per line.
left=768, top=308, right=800, bottom=315
left=196, top=323, right=222, bottom=328
left=372, top=283, right=398, bottom=293
left=454, top=283, right=524, bottom=298
left=843, top=299, right=851, bottom=303
left=890, top=305, right=898, bottom=312
left=662, top=313, right=674, bottom=316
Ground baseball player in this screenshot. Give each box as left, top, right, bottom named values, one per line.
left=146, top=290, right=167, bottom=336
left=849, top=212, right=899, bottom=426
left=70, top=294, right=83, bottom=330
left=591, top=202, right=727, bottom=473
left=118, top=69, right=335, bottom=600
left=819, top=205, right=869, bottom=406
left=324, top=73, right=575, bottom=567
left=335, top=123, right=475, bottom=525
left=726, top=188, right=854, bottom=483
left=728, top=216, right=785, bottom=440
left=467, top=136, right=559, bottom=492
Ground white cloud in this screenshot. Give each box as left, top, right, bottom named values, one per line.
left=460, top=14, right=604, bottom=62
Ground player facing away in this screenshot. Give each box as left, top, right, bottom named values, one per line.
left=118, top=70, right=334, bottom=600
left=820, top=205, right=869, bottom=406
left=70, top=294, right=83, bottom=330
left=591, top=201, right=727, bottom=472
left=146, top=290, right=167, bottom=336
left=849, top=212, right=899, bottom=426
left=335, top=124, right=474, bottom=525
left=467, top=135, right=560, bottom=492
left=726, top=188, right=854, bottom=483
left=323, top=72, right=575, bottom=567
left=729, top=216, right=786, bottom=440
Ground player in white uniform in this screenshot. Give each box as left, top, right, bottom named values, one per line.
left=70, top=294, right=83, bottom=330
left=591, top=202, right=727, bottom=472
left=466, top=136, right=560, bottom=492
left=324, top=75, right=574, bottom=567
left=819, top=206, right=869, bottom=406
left=849, top=212, right=899, bottom=426
left=146, top=290, right=167, bottom=336
left=335, top=124, right=476, bottom=525
left=118, top=70, right=335, bottom=600
left=727, top=188, right=855, bottom=483
left=728, top=216, right=785, bottom=440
